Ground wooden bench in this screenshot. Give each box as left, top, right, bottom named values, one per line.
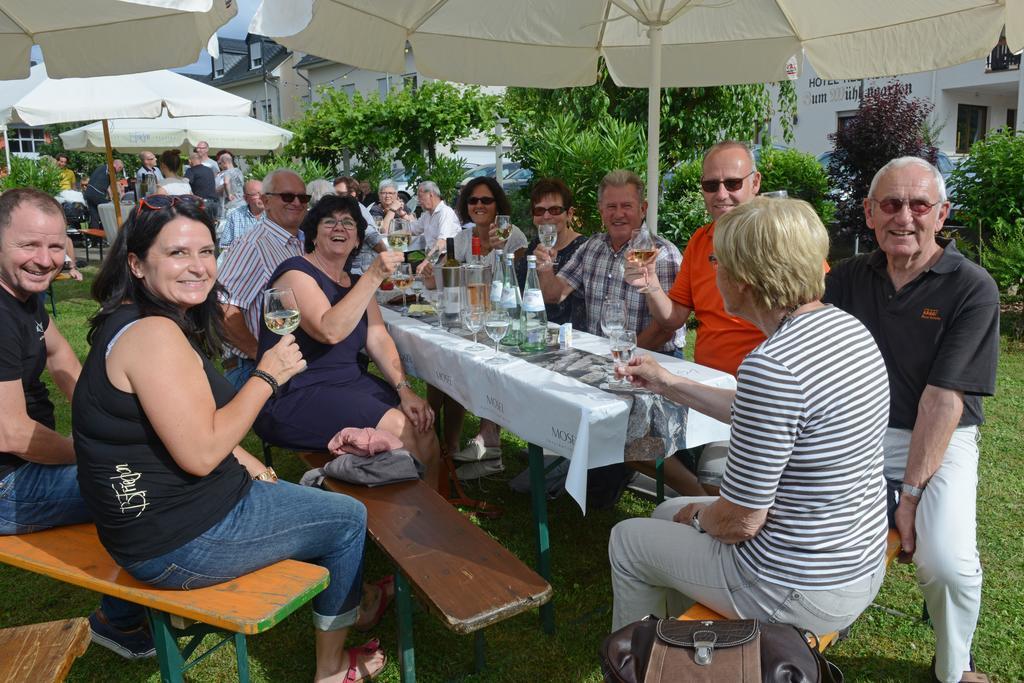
left=0, top=618, right=90, bottom=682
left=298, top=451, right=553, bottom=683
left=0, top=524, right=328, bottom=683
left=80, top=228, right=107, bottom=261
left=679, top=528, right=902, bottom=652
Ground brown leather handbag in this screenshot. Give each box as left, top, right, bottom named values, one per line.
left=599, top=616, right=843, bottom=683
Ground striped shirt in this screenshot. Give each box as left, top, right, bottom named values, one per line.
left=557, top=233, right=682, bottom=353
left=219, top=206, right=262, bottom=248
left=720, top=305, right=889, bottom=590
left=217, top=215, right=304, bottom=359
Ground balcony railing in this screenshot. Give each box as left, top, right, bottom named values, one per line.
left=987, top=42, right=1021, bottom=71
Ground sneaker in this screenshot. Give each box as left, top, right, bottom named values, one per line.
left=89, top=609, right=156, bottom=659
left=456, top=458, right=505, bottom=481
left=453, top=441, right=502, bottom=463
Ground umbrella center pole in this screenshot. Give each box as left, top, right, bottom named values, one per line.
left=102, top=119, right=123, bottom=228
left=645, top=25, right=663, bottom=235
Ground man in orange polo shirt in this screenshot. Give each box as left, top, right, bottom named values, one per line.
left=625, top=140, right=763, bottom=494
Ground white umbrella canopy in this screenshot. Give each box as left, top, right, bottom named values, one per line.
left=2, top=66, right=251, bottom=126
left=251, top=0, right=1023, bottom=232
left=60, top=113, right=294, bottom=155
left=2, top=65, right=252, bottom=224
left=0, top=0, right=236, bottom=80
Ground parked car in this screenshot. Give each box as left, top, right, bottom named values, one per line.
left=501, top=167, right=534, bottom=193
left=456, top=162, right=520, bottom=191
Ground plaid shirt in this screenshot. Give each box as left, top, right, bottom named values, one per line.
left=217, top=215, right=304, bottom=359
left=219, top=206, right=262, bottom=248
left=557, top=232, right=682, bottom=352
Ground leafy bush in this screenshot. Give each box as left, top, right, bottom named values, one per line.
left=514, top=113, right=647, bottom=235
left=827, top=81, right=937, bottom=243
left=658, top=159, right=707, bottom=245
left=981, top=217, right=1024, bottom=292
left=757, top=147, right=835, bottom=226
left=0, top=155, right=64, bottom=195
left=948, top=130, right=1024, bottom=238
left=244, top=158, right=335, bottom=184
left=403, top=153, right=467, bottom=204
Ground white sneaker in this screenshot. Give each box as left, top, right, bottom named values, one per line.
left=456, top=458, right=505, bottom=481
left=453, top=441, right=502, bottom=463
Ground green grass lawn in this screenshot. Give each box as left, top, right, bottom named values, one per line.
left=2, top=269, right=1022, bottom=682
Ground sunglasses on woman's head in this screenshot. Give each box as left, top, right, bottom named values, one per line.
left=467, top=196, right=496, bottom=206
left=138, top=195, right=205, bottom=212
left=265, top=192, right=312, bottom=205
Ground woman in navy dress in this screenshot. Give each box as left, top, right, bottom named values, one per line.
left=254, top=195, right=441, bottom=487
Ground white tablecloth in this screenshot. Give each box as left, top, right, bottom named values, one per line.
left=97, top=202, right=135, bottom=243
left=380, top=308, right=735, bottom=510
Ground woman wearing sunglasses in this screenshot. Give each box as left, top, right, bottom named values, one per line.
left=72, top=195, right=387, bottom=682
left=253, top=195, right=442, bottom=488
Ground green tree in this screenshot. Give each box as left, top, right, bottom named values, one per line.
left=37, top=122, right=139, bottom=180
left=826, top=81, right=937, bottom=243
left=285, top=81, right=499, bottom=189
left=948, top=129, right=1024, bottom=238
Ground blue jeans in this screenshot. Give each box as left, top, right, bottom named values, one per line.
left=123, top=480, right=368, bottom=631
left=0, top=463, right=146, bottom=629
left=224, top=358, right=256, bottom=392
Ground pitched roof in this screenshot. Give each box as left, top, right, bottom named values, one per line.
left=188, top=35, right=290, bottom=87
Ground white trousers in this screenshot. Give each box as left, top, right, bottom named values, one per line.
left=884, top=426, right=982, bottom=683
left=608, top=496, right=885, bottom=635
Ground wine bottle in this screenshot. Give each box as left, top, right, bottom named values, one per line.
left=499, top=252, right=523, bottom=346
left=441, top=237, right=461, bottom=330
left=490, top=248, right=505, bottom=307
left=469, top=236, right=482, bottom=265
left=519, top=255, right=548, bottom=352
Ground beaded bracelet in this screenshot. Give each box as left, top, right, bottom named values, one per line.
left=252, top=369, right=279, bottom=397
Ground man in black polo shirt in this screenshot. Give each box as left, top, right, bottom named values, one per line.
left=823, top=157, right=999, bottom=683
left=0, top=188, right=153, bottom=659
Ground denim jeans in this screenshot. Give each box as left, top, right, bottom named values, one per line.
left=123, top=480, right=368, bottom=631
left=224, top=358, right=256, bottom=392
left=0, top=463, right=146, bottom=629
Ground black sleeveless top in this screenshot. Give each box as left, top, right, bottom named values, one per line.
left=72, top=304, right=251, bottom=565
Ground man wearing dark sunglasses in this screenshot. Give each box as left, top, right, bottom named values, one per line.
left=823, top=157, right=999, bottom=683
left=217, top=169, right=308, bottom=390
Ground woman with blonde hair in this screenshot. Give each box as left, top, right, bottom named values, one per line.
left=609, top=198, right=891, bottom=638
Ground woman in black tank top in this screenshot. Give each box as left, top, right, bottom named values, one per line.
left=72, top=197, right=387, bottom=681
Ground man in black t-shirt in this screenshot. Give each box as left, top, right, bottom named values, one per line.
left=0, top=189, right=153, bottom=659
left=83, top=158, right=124, bottom=227
left=186, top=152, right=219, bottom=217
left=823, top=157, right=999, bottom=683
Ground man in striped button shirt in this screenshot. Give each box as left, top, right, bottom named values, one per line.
left=217, top=169, right=308, bottom=390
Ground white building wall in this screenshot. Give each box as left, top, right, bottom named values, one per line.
left=769, top=55, right=1021, bottom=159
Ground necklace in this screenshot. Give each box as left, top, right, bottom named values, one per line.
left=311, top=248, right=343, bottom=285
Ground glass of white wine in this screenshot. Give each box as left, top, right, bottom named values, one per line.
left=389, top=218, right=410, bottom=251
left=625, top=228, right=656, bottom=290
left=495, top=215, right=512, bottom=241
left=461, top=306, right=487, bottom=352
left=484, top=309, right=512, bottom=364
left=538, top=223, right=558, bottom=249
left=609, top=330, right=637, bottom=387
left=390, top=263, right=413, bottom=314
left=263, top=288, right=300, bottom=336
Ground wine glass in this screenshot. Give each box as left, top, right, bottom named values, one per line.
left=390, top=263, right=413, bottom=314
left=609, top=330, right=638, bottom=387
left=390, top=218, right=410, bottom=251
left=600, top=299, right=626, bottom=339
left=484, top=309, right=512, bottom=364
left=495, top=215, right=512, bottom=241
left=263, top=288, right=300, bottom=336
left=626, top=228, right=656, bottom=289
left=461, top=306, right=487, bottom=352
left=538, top=223, right=558, bottom=249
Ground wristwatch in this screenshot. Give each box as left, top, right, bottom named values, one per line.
left=253, top=467, right=278, bottom=482
left=901, top=482, right=925, bottom=499
left=690, top=509, right=706, bottom=534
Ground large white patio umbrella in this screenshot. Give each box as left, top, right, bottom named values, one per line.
left=251, top=0, right=1022, bottom=233
left=60, top=113, right=294, bottom=156
left=0, top=0, right=236, bottom=80
left=2, top=65, right=251, bottom=224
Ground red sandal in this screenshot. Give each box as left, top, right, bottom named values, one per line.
left=356, top=575, right=394, bottom=632
left=343, top=638, right=386, bottom=683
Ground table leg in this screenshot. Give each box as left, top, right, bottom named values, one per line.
left=655, top=457, right=665, bottom=503
left=395, top=571, right=416, bottom=683
left=147, top=609, right=185, bottom=683
left=527, top=443, right=555, bottom=634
